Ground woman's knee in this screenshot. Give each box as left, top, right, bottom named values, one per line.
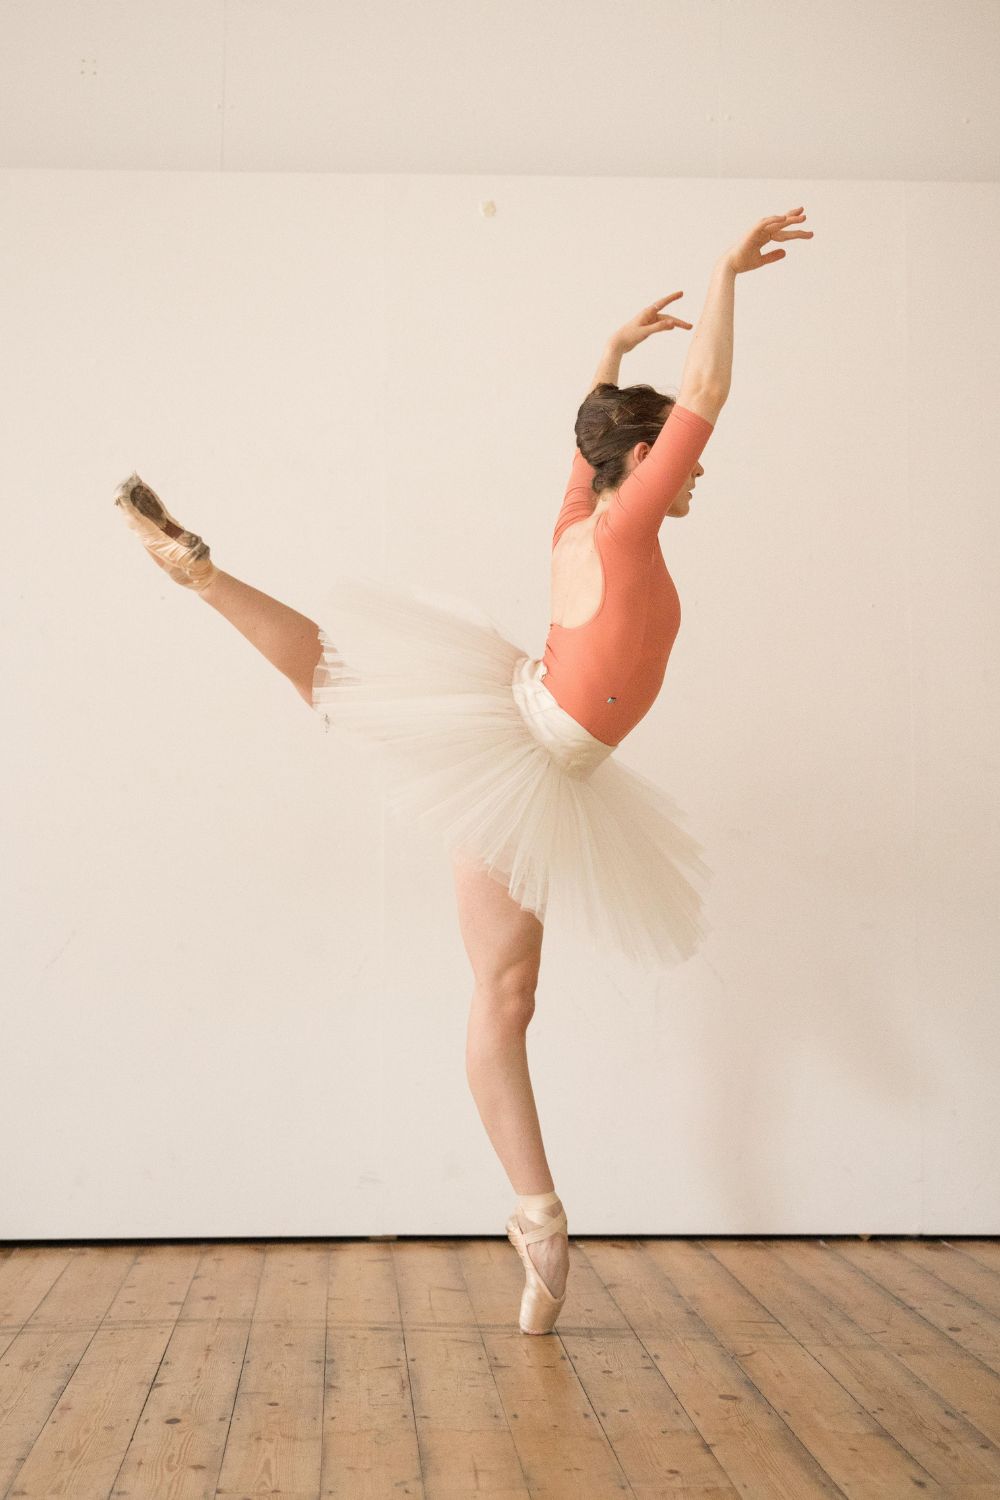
left=471, top=963, right=539, bottom=1030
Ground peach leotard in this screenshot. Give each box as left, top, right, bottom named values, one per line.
left=540, top=403, right=716, bottom=747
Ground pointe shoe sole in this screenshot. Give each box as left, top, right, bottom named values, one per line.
left=114, top=471, right=216, bottom=591
left=505, top=1214, right=567, bottom=1335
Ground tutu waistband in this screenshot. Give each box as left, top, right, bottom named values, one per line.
left=510, top=656, right=616, bottom=779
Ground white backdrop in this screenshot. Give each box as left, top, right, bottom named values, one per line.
left=1, top=172, right=997, bottom=1238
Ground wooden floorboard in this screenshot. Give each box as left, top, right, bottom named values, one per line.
left=0, top=1237, right=997, bottom=1499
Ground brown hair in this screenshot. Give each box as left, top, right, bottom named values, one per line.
left=574, top=382, right=675, bottom=495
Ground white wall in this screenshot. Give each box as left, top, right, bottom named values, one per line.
left=0, top=0, right=996, bottom=180
left=1, top=171, right=997, bottom=1239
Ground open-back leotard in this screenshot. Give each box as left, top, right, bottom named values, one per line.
left=539, top=403, right=716, bottom=746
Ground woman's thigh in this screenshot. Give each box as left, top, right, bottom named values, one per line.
left=450, top=849, right=544, bottom=992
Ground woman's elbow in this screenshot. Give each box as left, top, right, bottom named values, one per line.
left=675, top=384, right=726, bottom=426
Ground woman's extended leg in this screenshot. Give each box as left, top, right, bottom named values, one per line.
left=115, top=473, right=324, bottom=706
left=451, top=849, right=569, bottom=1300
left=200, top=569, right=323, bottom=706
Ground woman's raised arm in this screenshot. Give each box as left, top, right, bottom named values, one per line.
left=678, top=207, right=813, bottom=418
left=677, top=255, right=735, bottom=414
left=586, top=292, right=693, bottom=401
left=586, top=339, right=623, bottom=399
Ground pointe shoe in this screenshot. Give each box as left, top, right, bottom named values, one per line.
left=114, top=471, right=217, bottom=592
left=505, top=1190, right=568, bottom=1335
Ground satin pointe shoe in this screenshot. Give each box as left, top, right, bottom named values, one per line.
left=114, top=472, right=217, bottom=592
left=505, top=1190, right=569, bottom=1335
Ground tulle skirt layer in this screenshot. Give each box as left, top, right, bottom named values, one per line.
left=311, top=573, right=711, bottom=968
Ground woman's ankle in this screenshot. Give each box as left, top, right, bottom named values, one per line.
left=198, top=567, right=226, bottom=603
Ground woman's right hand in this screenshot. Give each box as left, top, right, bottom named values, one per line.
left=726, top=207, right=813, bottom=274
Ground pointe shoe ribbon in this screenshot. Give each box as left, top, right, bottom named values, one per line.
left=505, top=1190, right=568, bottom=1335
left=114, top=471, right=217, bottom=592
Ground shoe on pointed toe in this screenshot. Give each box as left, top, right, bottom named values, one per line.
left=505, top=1190, right=568, bottom=1335
left=114, top=471, right=217, bottom=592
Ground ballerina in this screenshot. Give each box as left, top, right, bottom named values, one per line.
left=114, top=207, right=812, bottom=1334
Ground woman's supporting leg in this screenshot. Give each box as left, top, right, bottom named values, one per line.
left=200, top=568, right=323, bottom=706
left=452, top=849, right=569, bottom=1299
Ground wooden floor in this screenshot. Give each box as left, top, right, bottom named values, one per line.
left=1, top=1236, right=999, bottom=1499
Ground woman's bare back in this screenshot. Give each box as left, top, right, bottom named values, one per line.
left=548, top=514, right=606, bottom=629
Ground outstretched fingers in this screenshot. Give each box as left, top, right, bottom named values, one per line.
left=650, top=291, right=692, bottom=330
left=765, top=208, right=811, bottom=237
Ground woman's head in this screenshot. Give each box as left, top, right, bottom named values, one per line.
left=575, top=382, right=702, bottom=515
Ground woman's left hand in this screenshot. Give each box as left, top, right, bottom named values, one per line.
left=612, top=293, right=692, bottom=353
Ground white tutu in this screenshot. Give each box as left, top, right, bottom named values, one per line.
left=311, top=573, right=711, bottom=968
